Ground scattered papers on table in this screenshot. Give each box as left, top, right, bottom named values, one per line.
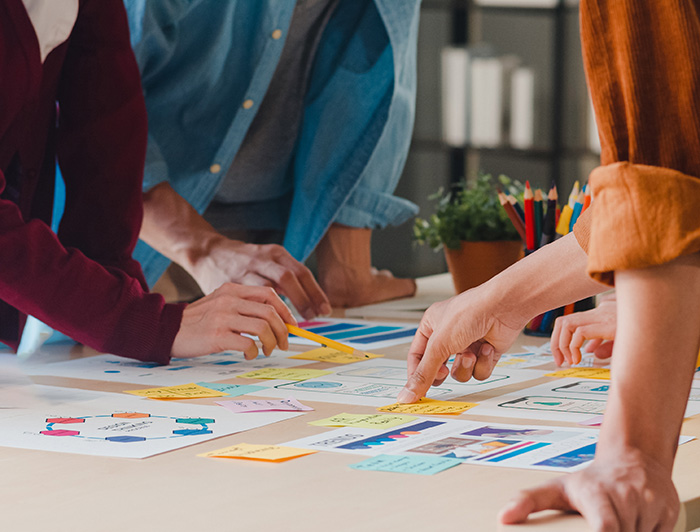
left=283, top=418, right=603, bottom=472
left=196, top=383, right=266, bottom=397
left=309, top=413, right=416, bottom=429
left=467, top=378, right=700, bottom=423
left=217, top=398, right=313, bottom=413
left=378, top=398, right=477, bottom=415
left=289, top=347, right=383, bottom=364
left=124, top=383, right=228, bottom=400
left=291, top=318, right=418, bottom=350
left=26, top=351, right=310, bottom=386
left=199, top=443, right=316, bottom=462
left=237, top=368, right=332, bottom=381
left=254, top=359, right=546, bottom=407
left=350, top=454, right=461, bottom=475
left=0, top=395, right=303, bottom=458
left=545, top=368, right=611, bottom=380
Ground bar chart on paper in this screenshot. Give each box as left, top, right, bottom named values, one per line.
left=291, top=319, right=418, bottom=351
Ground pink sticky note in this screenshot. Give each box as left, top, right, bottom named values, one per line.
left=578, top=415, right=604, bottom=427
left=216, top=398, right=313, bottom=413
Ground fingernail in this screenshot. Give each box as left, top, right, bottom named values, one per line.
left=462, top=357, right=474, bottom=369
left=397, top=388, right=417, bottom=404
left=320, top=303, right=332, bottom=316
left=481, top=343, right=494, bottom=357
left=303, top=310, right=315, bottom=320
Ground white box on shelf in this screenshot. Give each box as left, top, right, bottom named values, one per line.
left=470, top=57, right=503, bottom=147
left=441, top=47, right=471, bottom=147
left=470, top=54, right=520, bottom=148
left=509, top=66, right=535, bottom=149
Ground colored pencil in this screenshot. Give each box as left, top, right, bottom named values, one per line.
left=286, top=324, right=369, bottom=358
left=507, top=193, right=526, bottom=224
left=581, top=184, right=592, bottom=213
left=568, top=190, right=585, bottom=232
left=499, top=191, right=527, bottom=242
left=524, top=181, right=535, bottom=251
left=555, top=181, right=579, bottom=235
left=540, top=184, right=558, bottom=247
left=534, top=188, right=543, bottom=248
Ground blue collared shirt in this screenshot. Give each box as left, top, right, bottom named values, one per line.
left=125, top=0, right=420, bottom=287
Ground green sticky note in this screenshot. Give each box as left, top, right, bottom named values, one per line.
left=349, top=454, right=461, bottom=475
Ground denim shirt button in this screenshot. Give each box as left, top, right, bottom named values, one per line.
left=271, top=29, right=282, bottom=40
left=242, top=99, right=254, bottom=109
left=209, top=163, right=222, bottom=174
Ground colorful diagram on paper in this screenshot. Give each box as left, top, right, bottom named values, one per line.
left=40, top=412, right=215, bottom=442
left=338, top=421, right=444, bottom=451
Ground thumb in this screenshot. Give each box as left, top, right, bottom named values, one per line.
left=498, top=482, right=571, bottom=524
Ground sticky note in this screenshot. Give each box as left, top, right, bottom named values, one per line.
left=217, top=398, right=313, bottom=413
left=289, top=347, right=383, bottom=364
left=349, top=454, right=461, bottom=475
left=196, top=383, right=266, bottom=397
left=578, top=415, right=604, bottom=427
left=496, top=358, right=526, bottom=367
left=124, top=383, right=229, bottom=400
left=199, top=443, right=317, bottom=462
left=309, top=413, right=416, bottom=429
left=237, top=368, right=332, bottom=381
left=545, top=368, right=611, bottom=380
left=378, top=398, right=477, bottom=415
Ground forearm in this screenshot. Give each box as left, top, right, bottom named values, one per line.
left=483, top=232, right=606, bottom=324
left=598, top=253, right=700, bottom=467
left=140, top=182, right=223, bottom=275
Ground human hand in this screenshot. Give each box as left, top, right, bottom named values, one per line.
left=551, top=292, right=616, bottom=365
left=397, top=288, right=528, bottom=403
left=499, top=447, right=679, bottom=532
left=191, top=238, right=330, bottom=320
left=171, top=283, right=297, bottom=359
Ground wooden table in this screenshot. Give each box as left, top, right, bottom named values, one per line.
left=2, top=275, right=698, bottom=531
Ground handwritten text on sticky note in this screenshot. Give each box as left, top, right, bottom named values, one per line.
left=378, top=398, right=477, bottom=415
left=124, top=383, right=228, bottom=400
left=309, top=413, right=416, bottom=429
left=237, top=368, right=332, bottom=381
left=289, top=347, right=383, bottom=364
left=350, top=454, right=461, bottom=475
left=545, top=368, right=611, bottom=380
left=199, top=443, right=316, bottom=462
left=217, top=398, right=313, bottom=413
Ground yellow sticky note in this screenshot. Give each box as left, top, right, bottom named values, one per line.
left=378, top=398, right=478, bottom=415
left=545, top=368, right=611, bottom=380
left=198, top=443, right=316, bottom=462
left=289, top=347, right=383, bottom=364
left=237, top=368, right=331, bottom=381
left=309, top=413, right=417, bottom=429
left=496, top=358, right=526, bottom=367
left=124, top=383, right=229, bottom=400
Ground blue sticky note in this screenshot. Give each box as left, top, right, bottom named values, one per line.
left=196, top=382, right=266, bottom=397
left=349, top=454, right=461, bottom=475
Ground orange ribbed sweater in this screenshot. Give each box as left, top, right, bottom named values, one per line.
left=573, top=0, right=700, bottom=285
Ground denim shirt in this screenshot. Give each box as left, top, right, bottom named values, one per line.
left=124, top=0, right=420, bottom=288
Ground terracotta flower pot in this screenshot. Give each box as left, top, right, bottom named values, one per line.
left=444, top=240, right=523, bottom=294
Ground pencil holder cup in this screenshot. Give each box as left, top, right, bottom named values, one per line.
left=523, top=296, right=596, bottom=337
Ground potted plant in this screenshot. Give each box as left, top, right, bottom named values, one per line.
left=414, top=173, right=523, bottom=294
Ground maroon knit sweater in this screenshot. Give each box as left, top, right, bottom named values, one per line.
left=0, top=0, right=185, bottom=363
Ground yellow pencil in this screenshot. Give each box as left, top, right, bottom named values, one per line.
left=285, top=324, right=369, bottom=359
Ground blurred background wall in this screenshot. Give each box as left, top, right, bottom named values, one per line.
left=371, top=0, right=600, bottom=279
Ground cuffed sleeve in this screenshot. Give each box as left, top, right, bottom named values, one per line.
left=586, top=163, right=700, bottom=285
